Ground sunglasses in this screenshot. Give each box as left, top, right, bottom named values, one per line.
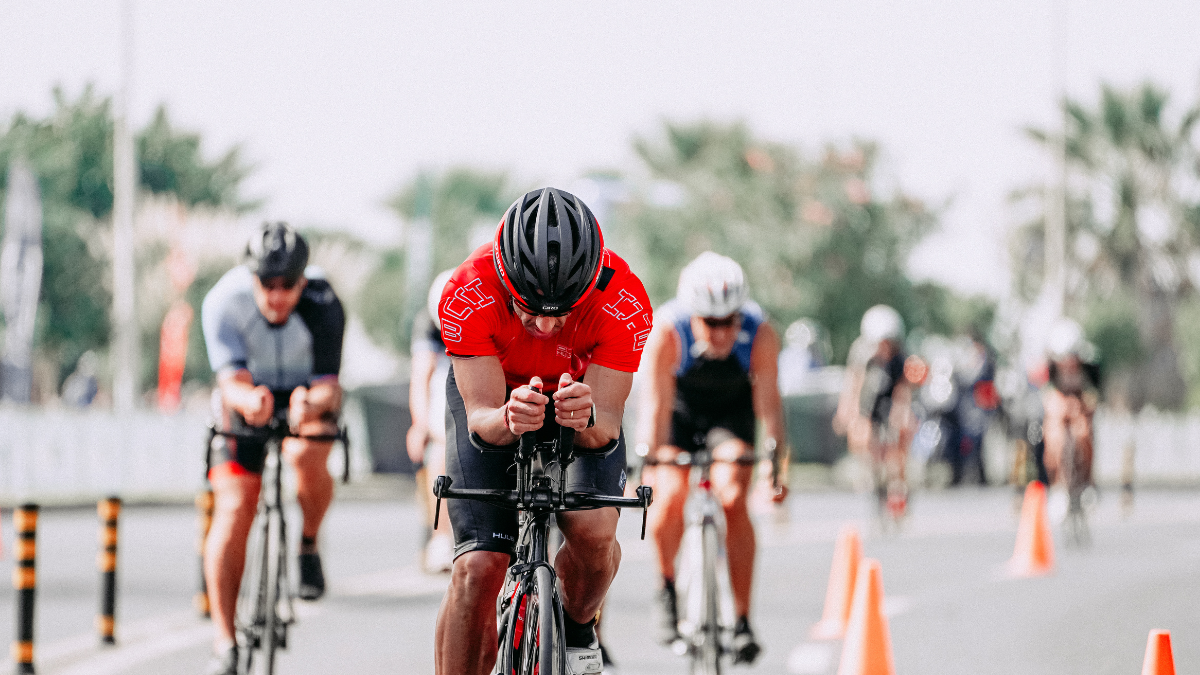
left=701, top=314, right=740, bottom=328
left=511, top=299, right=572, bottom=319
left=259, top=277, right=301, bottom=291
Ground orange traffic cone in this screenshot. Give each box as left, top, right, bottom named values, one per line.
left=811, top=525, right=862, bottom=640
left=1007, top=480, right=1054, bottom=577
left=836, top=558, right=895, bottom=675
left=1142, top=630, right=1175, bottom=675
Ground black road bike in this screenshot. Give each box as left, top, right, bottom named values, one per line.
left=210, top=413, right=349, bottom=675
left=433, top=413, right=652, bottom=675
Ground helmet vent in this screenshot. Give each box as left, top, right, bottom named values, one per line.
left=547, top=242, right=561, bottom=281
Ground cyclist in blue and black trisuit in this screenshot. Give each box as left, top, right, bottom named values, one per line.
left=200, top=222, right=345, bottom=675
left=638, top=252, right=789, bottom=665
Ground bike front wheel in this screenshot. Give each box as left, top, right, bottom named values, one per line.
left=535, top=565, right=561, bottom=675
left=687, top=520, right=722, bottom=675
left=241, top=506, right=285, bottom=675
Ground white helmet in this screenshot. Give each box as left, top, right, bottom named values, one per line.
left=676, top=251, right=749, bottom=318
left=427, top=269, right=455, bottom=329
left=1046, top=317, right=1091, bottom=360
left=861, top=305, right=904, bottom=344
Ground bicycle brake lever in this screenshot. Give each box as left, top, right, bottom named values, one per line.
left=432, top=475, right=452, bottom=532
left=637, top=485, right=653, bottom=540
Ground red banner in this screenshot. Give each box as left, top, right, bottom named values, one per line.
left=157, top=300, right=193, bottom=412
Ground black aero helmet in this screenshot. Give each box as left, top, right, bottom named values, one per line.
left=492, top=188, right=605, bottom=314
left=246, top=221, right=309, bottom=282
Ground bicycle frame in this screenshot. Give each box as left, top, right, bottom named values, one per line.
left=668, top=448, right=736, bottom=675
left=434, top=420, right=652, bottom=675
left=210, top=416, right=349, bottom=675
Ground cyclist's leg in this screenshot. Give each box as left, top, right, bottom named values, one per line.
left=558, top=428, right=630, bottom=624
left=436, top=367, right=519, bottom=675
left=1041, top=390, right=1068, bottom=486
left=643, top=447, right=690, bottom=582
left=204, top=457, right=262, bottom=649
left=708, top=435, right=755, bottom=618
left=436, top=550, right=509, bottom=675
left=556, top=508, right=621, bottom=624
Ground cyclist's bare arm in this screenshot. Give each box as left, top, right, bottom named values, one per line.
left=833, top=365, right=865, bottom=436
left=287, top=376, right=342, bottom=434
left=555, top=366, right=632, bottom=450
left=450, top=355, right=547, bottom=445
left=749, top=322, right=788, bottom=490
left=216, top=368, right=273, bottom=426
left=636, top=322, right=682, bottom=454
left=406, top=347, right=437, bottom=462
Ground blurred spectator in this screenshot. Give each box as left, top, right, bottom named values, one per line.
left=777, top=319, right=828, bottom=394
left=944, top=331, right=999, bottom=485
left=61, top=351, right=99, bottom=407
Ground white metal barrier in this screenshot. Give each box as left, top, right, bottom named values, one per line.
left=0, top=401, right=372, bottom=504
left=1094, top=409, right=1200, bottom=485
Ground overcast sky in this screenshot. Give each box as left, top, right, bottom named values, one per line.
left=4, top=0, right=1200, bottom=298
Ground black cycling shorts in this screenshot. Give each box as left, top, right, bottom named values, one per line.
left=208, top=388, right=338, bottom=477
left=444, top=366, right=628, bottom=559
left=668, top=400, right=756, bottom=454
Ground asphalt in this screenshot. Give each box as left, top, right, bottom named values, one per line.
left=2, top=478, right=1198, bottom=674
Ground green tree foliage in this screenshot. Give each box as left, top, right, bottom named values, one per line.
left=619, top=121, right=941, bottom=362
left=1012, top=82, right=1200, bottom=408
left=0, top=85, right=252, bottom=385
left=362, top=168, right=513, bottom=354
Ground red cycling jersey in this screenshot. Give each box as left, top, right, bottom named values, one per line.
left=438, top=243, right=653, bottom=392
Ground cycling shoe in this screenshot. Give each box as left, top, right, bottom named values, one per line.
left=298, top=552, right=326, bottom=601
left=731, top=617, right=762, bottom=665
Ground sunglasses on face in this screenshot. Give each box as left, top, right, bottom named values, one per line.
left=511, top=299, right=572, bottom=319
left=260, top=277, right=300, bottom=291
left=701, top=314, right=739, bottom=328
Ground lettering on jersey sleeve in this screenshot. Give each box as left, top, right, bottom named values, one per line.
left=443, top=278, right=496, bottom=321
left=441, top=319, right=463, bottom=343
left=632, top=328, right=651, bottom=352
left=602, top=288, right=645, bottom=322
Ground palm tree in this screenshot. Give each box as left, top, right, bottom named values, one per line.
left=1014, top=82, right=1200, bottom=409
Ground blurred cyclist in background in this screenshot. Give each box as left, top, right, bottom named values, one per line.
left=1042, top=318, right=1101, bottom=501
left=408, top=269, right=455, bottom=573
left=638, top=251, right=789, bottom=664
left=833, top=305, right=916, bottom=520
left=201, top=222, right=345, bottom=675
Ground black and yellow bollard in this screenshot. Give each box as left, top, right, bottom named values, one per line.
left=12, top=503, right=38, bottom=674
left=194, top=488, right=214, bottom=618
left=96, top=497, right=120, bottom=645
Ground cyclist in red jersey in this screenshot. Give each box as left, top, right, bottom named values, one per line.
left=433, top=188, right=652, bottom=675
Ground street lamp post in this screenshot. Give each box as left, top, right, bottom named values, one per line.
left=1044, top=0, right=1070, bottom=321
left=112, top=0, right=139, bottom=412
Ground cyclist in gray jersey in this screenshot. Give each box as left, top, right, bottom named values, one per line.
left=200, top=222, right=345, bottom=675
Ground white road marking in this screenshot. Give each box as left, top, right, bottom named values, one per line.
left=787, top=642, right=836, bottom=674
left=38, top=566, right=447, bottom=674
